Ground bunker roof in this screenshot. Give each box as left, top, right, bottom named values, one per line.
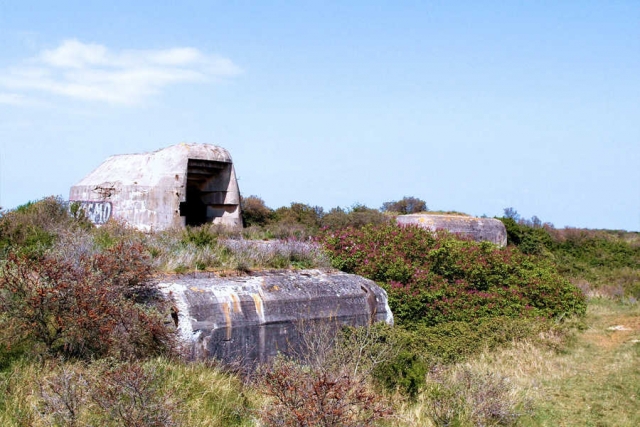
left=75, top=143, right=233, bottom=188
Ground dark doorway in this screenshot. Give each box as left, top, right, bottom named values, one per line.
left=182, top=186, right=207, bottom=226
left=180, top=159, right=231, bottom=226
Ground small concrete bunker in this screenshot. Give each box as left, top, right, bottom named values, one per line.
left=160, top=270, right=393, bottom=365
left=70, top=143, right=241, bottom=230
left=397, top=214, right=508, bottom=247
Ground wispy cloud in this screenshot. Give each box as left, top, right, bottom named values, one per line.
left=0, top=39, right=242, bottom=105
left=0, top=92, right=43, bottom=107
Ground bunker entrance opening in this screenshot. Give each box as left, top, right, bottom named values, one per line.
left=180, top=159, right=231, bottom=227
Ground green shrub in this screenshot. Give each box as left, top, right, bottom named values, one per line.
left=273, top=202, right=323, bottom=229
left=499, top=217, right=553, bottom=256
left=499, top=216, right=640, bottom=297
left=551, top=228, right=640, bottom=271
left=380, top=196, right=428, bottom=214
left=241, top=195, right=273, bottom=227
left=320, top=204, right=389, bottom=230
left=182, top=224, right=218, bottom=247
left=0, top=196, right=90, bottom=259
left=320, top=224, right=586, bottom=328
left=374, top=349, right=427, bottom=399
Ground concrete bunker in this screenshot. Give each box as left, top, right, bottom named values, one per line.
left=70, top=143, right=241, bottom=230
left=397, top=213, right=508, bottom=247
left=159, top=270, right=393, bottom=366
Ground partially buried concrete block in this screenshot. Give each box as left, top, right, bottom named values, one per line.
left=69, top=143, right=241, bottom=231
left=397, top=214, right=507, bottom=247
left=159, top=270, right=393, bottom=366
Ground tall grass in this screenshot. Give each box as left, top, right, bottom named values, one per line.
left=0, top=358, right=258, bottom=427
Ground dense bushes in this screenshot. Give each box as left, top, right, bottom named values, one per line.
left=498, top=216, right=640, bottom=297
left=240, top=199, right=392, bottom=238
left=318, top=223, right=586, bottom=402
left=320, top=223, right=586, bottom=328
left=0, top=242, right=175, bottom=360
left=0, top=197, right=176, bottom=362
left=499, top=217, right=553, bottom=256
left=320, top=204, right=389, bottom=230
left=551, top=228, right=640, bottom=270
left=240, top=195, right=273, bottom=227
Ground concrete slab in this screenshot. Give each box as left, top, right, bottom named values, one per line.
left=159, top=269, right=393, bottom=366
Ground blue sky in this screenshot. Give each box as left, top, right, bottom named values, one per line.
left=1, top=1, right=638, bottom=231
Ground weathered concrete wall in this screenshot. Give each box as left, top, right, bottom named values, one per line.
left=397, top=214, right=507, bottom=247
left=159, top=270, right=393, bottom=366
left=69, top=143, right=241, bottom=231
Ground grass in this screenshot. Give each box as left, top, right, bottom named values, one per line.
left=0, top=357, right=259, bottom=426
left=141, top=224, right=330, bottom=273
left=394, top=298, right=639, bottom=427
left=521, top=299, right=640, bottom=427
left=144, top=358, right=259, bottom=427
left=418, top=210, right=471, bottom=216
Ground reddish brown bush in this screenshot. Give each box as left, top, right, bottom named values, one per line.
left=0, top=242, right=175, bottom=360
left=259, top=357, right=392, bottom=427
left=91, top=241, right=154, bottom=301
left=90, top=362, right=179, bottom=426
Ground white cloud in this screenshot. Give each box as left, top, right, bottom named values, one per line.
left=0, top=39, right=242, bottom=105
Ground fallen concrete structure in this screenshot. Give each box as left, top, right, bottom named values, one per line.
left=70, top=143, right=241, bottom=230
left=159, top=270, right=393, bottom=366
left=397, top=214, right=507, bottom=247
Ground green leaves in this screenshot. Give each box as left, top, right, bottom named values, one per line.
left=319, top=223, right=587, bottom=328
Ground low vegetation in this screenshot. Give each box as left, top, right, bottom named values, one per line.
left=499, top=209, right=640, bottom=299
left=0, top=196, right=637, bottom=426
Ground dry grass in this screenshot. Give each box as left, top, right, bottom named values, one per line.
left=420, top=210, right=471, bottom=216
left=396, top=342, right=544, bottom=426
left=145, top=226, right=330, bottom=273
left=520, top=300, right=639, bottom=426
left=394, top=298, right=639, bottom=427
left=0, top=358, right=258, bottom=427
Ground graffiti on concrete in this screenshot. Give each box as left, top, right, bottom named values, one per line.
left=76, top=201, right=112, bottom=225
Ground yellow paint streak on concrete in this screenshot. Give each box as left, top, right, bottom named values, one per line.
left=229, top=293, right=242, bottom=313
left=251, top=294, right=264, bottom=321
left=222, top=302, right=232, bottom=340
